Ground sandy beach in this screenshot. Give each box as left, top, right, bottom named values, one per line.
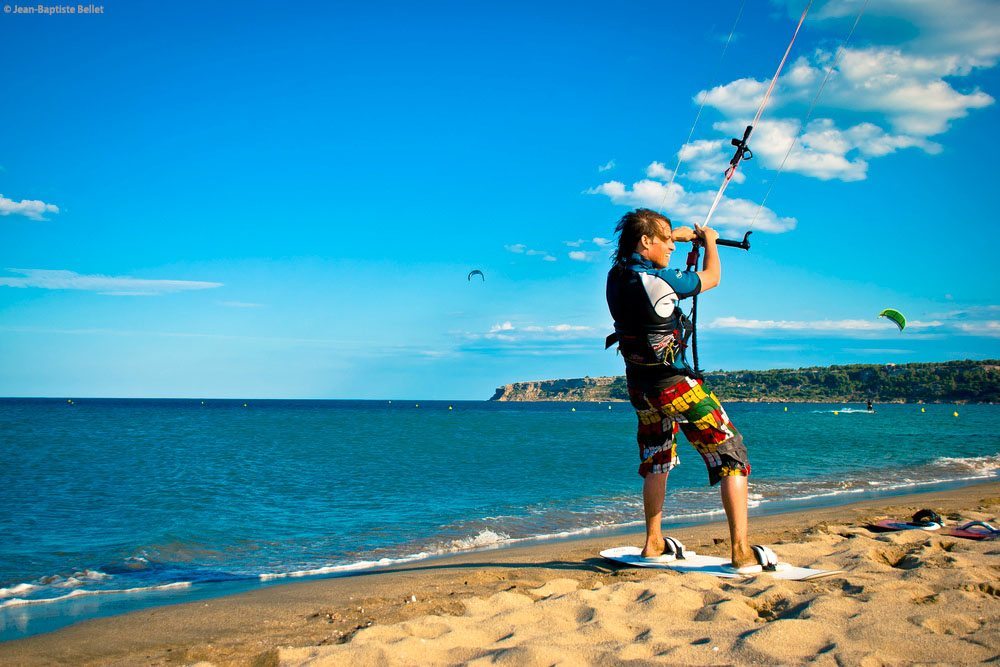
left=1, top=482, right=997, bottom=666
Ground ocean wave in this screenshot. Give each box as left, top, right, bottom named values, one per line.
left=930, top=453, right=1000, bottom=474
left=446, top=529, right=510, bottom=551
left=0, top=581, right=191, bottom=609
left=257, top=551, right=441, bottom=581
left=0, top=568, right=114, bottom=602
left=747, top=473, right=998, bottom=505
left=0, top=583, right=38, bottom=599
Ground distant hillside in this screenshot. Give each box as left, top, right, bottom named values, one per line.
left=490, top=360, right=1000, bottom=403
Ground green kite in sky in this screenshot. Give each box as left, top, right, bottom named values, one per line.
left=878, top=308, right=906, bottom=331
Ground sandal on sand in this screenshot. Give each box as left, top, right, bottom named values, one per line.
left=945, top=521, right=1000, bottom=540
left=640, top=536, right=688, bottom=563
left=870, top=509, right=944, bottom=532
left=721, top=545, right=788, bottom=575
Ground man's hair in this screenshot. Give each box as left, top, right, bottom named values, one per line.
left=612, top=208, right=672, bottom=267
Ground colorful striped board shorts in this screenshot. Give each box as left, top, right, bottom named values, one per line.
left=627, top=373, right=750, bottom=485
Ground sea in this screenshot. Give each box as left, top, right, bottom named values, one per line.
left=1, top=398, right=997, bottom=641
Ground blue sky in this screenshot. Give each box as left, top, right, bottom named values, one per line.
left=1, top=0, right=998, bottom=399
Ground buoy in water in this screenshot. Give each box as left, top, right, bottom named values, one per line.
left=783, top=406, right=788, bottom=412
left=953, top=411, right=959, bottom=417
left=448, top=405, right=453, bottom=411
left=833, top=411, right=839, bottom=416
left=571, top=407, right=576, bottom=412
left=920, top=407, right=925, bottom=413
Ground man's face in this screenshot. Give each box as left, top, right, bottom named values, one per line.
left=645, top=221, right=675, bottom=268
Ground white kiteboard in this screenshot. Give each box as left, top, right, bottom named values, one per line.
left=600, top=546, right=842, bottom=581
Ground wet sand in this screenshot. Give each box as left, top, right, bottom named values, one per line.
left=1, top=481, right=997, bottom=666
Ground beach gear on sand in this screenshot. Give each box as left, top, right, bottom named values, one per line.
left=868, top=512, right=999, bottom=540
left=600, top=545, right=841, bottom=581
left=943, top=521, right=1000, bottom=540
left=639, top=536, right=687, bottom=563
left=869, top=509, right=943, bottom=532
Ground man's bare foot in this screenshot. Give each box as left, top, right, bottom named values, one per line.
left=641, top=536, right=666, bottom=559
left=730, top=546, right=756, bottom=569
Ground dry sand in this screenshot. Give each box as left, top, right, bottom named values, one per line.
left=1, top=482, right=997, bottom=666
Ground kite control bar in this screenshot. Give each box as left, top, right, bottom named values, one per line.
left=716, top=230, right=752, bottom=250
left=688, top=230, right=752, bottom=251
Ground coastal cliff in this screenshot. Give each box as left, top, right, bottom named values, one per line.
left=490, top=359, right=999, bottom=403
left=490, top=376, right=627, bottom=402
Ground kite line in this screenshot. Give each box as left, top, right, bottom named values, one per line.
left=684, top=0, right=815, bottom=376
left=700, top=0, right=814, bottom=229
left=747, top=0, right=870, bottom=229
left=659, top=0, right=748, bottom=210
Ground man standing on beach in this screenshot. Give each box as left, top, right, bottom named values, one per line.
left=606, top=208, right=762, bottom=571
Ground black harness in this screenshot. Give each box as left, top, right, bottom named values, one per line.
left=606, top=232, right=753, bottom=378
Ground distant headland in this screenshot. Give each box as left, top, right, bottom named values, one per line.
left=490, top=359, right=999, bottom=403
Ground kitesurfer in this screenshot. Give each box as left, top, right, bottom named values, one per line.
left=606, top=208, right=755, bottom=569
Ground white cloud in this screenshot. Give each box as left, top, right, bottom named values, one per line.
left=927, top=305, right=1000, bottom=319
left=568, top=250, right=602, bottom=262
left=815, top=49, right=992, bottom=136
left=586, top=174, right=795, bottom=233
left=675, top=139, right=747, bottom=184
left=954, top=321, right=1000, bottom=338
left=698, top=47, right=994, bottom=137
left=0, top=195, right=60, bottom=221
left=645, top=161, right=673, bottom=181
left=505, top=244, right=555, bottom=261
left=686, top=0, right=998, bottom=186
left=586, top=178, right=683, bottom=210
left=490, top=321, right=515, bottom=333
left=588, top=0, right=999, bottom=239
left=806, top=0, right=1000, bottom=65
left=711, top=316, right=894, bottom=331
left=598, top=160, right=616, bottom=172
left=696, top=78, right=768, bottom=116
left=0, top=268, right=223, bottom=296
left=479, top=320, right=597, bottom=342
left=562, top=238, right=611, bottom=260
left=705, top=117, right=941, bottom=182
left=711, top=314, right=998, bottom=338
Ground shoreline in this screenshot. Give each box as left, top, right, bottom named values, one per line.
left=2, top=480, right=997, bottom=665
left=1, top=475, right=995, bottom=642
